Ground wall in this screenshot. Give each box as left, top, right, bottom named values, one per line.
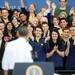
left=0, top=0, right=75, bottom=12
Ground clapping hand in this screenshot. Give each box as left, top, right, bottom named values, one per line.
left=53, top=45, right=58, bottom=51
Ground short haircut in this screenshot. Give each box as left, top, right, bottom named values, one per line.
left=69, top=26, right=75, bottom=30
left=19, top=12, right=27, bottom=16
left=42, top=22, right=48, bottom=26
left=13, top=9, right=19, bottom=13
left=60, top=18, right=68, bottom=22
left=53, top=16, right=60, bottom=21
left=1, top=8, right=8, bottom=13
left=18, top=24, right=28, bottom=37
left=63, top=27, right=70, bottom=31
left=34, top=26, right=43, bottom=32
left=59, top=0, right=67, bottom=2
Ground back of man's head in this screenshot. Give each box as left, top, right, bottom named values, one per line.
left=18, top=24, right=28, bottom=37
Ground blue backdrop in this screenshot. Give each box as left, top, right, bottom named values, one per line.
left=0, top=0, right=75, bottom=12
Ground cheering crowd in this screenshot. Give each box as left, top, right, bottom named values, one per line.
left=0, top=0, right=75, bottom=74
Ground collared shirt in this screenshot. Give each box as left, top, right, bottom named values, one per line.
left=36, top=37, right=40, bottom=43
left=60, top=7, right=66, bottom=10
left=2, top=37, right=33, bottom=70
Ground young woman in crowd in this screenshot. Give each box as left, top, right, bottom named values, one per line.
left=51, top=16, right=64, bottom=36
left=12, top=17, right=19, bottom=30
left=12, top=9, right=20, bottom=20
left=46, top=29, right=65, bottom=69
left=52, top=16, right=60, bottom=29
left=20, top=0, right=36, bottom=23
left=3, top=22, right=16, bottom=42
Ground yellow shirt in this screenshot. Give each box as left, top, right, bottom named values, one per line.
left=29, top=16, right=33, bottom=22
left=36, top=37, right=40, bottom=43
left=58, top=28, right=63, bottom=36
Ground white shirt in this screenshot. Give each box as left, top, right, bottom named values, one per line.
left=2, top=37, right=33, bottom=70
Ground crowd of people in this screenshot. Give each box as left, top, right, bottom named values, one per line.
left=0, top=0, right=75, bottom=74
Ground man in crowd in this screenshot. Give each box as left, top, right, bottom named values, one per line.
left=54, top=0, right=70, bottom=18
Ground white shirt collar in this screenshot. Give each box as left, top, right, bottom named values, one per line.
left=18, top=37, right=28, bottom=43
left=60, top=7, right=66, bottom=10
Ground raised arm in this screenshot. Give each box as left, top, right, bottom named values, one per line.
left=44, top=0, right=51, bottom=16
left=20, top=0, right=25, bottom=8
left=20, top=0, right=28, bottom=15
left=4, top=0, right=10, bottom=10
left=51, top=2, right=56, bottom=16
left=46, top=0, right=51, bottom=11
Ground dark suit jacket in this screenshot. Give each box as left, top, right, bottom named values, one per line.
left=0, top=39, right=6, bottom=70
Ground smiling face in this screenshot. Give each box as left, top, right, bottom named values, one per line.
left=59, top=0, right=66, bottom=8
left=51, top=31, right=58, bottom=41
left=7, top=23, right=13, bottom=31
left=41, top=7, right=46, bottom=14
left=19, top=13, right=27, bottom=22
left=2, top=9, right=9, bottom=19
left=34, top=27, right=42, bottom=38
left=60, top=19, right=68, bottom=28
left=53, top=17, right=59, bottom=26
left=31, top=17, right=39, bottom=27
left=63, top=29, right=69, bottom=38
left=13, top=11, right=19, bottom=18
left=42, top=23, right=49, bottom=33
left=12, top=17, right=18, bottom=25
left=70, top=27, right=75, bottom=37
left=0, top=22, right=5, bottom=32
left=28, top=25, right=33, bottom=33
